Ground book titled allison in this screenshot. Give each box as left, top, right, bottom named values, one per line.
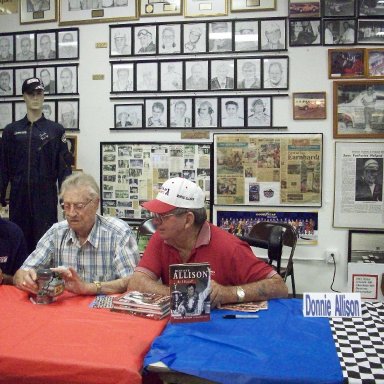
left=169, top=262, right=211, bottom=323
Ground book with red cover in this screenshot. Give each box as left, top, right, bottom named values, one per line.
left=169, top=262, right=211, bottom=323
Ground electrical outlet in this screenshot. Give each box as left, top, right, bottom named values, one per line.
left=325, top=250, right=338, bottom=264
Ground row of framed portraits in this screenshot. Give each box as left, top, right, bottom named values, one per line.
left=0, top=64, right=78, bottom=97
left=0, top=99, right=80, bottom=131
left=110, top=56, right=289, bottom=95
left=109, top=17, right=287, bottom=58
left=0, top=28, right=79, bottom=64
left=112, top=95, right=282, bottom=130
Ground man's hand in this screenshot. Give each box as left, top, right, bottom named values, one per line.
left=13, top=269, right=39, bottom=294
left=51, top=267, right=93, bottom=295
left=210, top=280, right=236, bottom=308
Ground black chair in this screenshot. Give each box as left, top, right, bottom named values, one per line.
left=136, top=218, right=156, bottom=255
left=241, top=221, right=298, bottom=298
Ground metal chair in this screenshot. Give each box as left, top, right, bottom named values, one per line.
left=241, top=221, right=298, bottom=297
left=136, top=218, right=156, bottom=255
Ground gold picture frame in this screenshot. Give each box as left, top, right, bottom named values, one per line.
left=66, top=134, right=77, bottom=169
left=230, top=0, right=276, bottom=12
left=20, top=0, right=57, bottom=24
left=184, top=0, right=227, bottom=18
left=140, top=0, right=182, bottom=17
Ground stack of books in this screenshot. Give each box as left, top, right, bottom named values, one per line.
left=111, top=290, right=170, bottom=320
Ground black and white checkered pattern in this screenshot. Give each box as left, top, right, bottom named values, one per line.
left=329, top=302, right=384, bottom=384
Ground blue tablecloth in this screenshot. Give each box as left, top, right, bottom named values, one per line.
left=144, top=299, right=344, bottom=384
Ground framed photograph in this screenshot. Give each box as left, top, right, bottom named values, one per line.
left=145, top=99, right=168, bottom=128
left=139, top=0, right=182, bottom=17
left=348, top=230, right=384, bottom=263
left=58, top=99, right=79, bottom=130
left=184, top=0, right=227, bottom=17
left=0, top=69, right=14, bottom=96
left=237, top=58, right=261, bottom=90
left=210, top=59, right=235, bottom=91
left=133, top=25, right=156, bottom=55
left=36, top=31, right=56, bottom=60
left=247, top=96, right=272, bottom=127
left=234, top=20, right=259, bottom=52
left=0, top=102, right=13, bottom=130
left=263, top=57, right=289, bottom=90
left=58, top=0, right=138, bottom=25
left=20, top=0, right=57, bottom=24
left=323, top=0, right=356, bottom=17
left=213, top=206, right=319, bottom=245
left=160, top=61, right=183, bottom=91
left=185, top=60, right=209, bottom=91
left=15, top=33, right=35, bottom=62
left=14, top=101, right=27, bottom=120
left=323, top=18, right=356, bottom=45
left=15, top=67, right=35, bottom=96
left=328, top=48, right=366, bottom=78
left=334, top=141, right=384, bottom=228
left=334, top=80, right=384, bottom=138
left=260, top=19, right=286, bottom=51
left=358, top=0, right=384, bottom=16
left=113, top=104, right=143, bottom=129
left=231, top=0, right=276, bottom=12
left=214, top=133, right=323, bottom=207
left=208, top=21, right=233, bottom=53
left=221, top=97, right=245, bottom=128
left=66, top=134, right=77, bottom=169
left=158, top=24, right=181, bottom=55
left=0, top=34, right=15, bottom=63
left=289, top=0, right=320, bottom=18
left=289, top=19, right=321, bottom=46
left=58, top=28, right=79, bottom=59
left=110, top=26, right=132, bottom=57
left=292, top=92, right=326, bottom=120
left=42, top=100, right=56, bottom=121
left=57, top=65, right=78, bottom=94
left=183, top=23, right=207, bottom=54
left=37, top=66, right=56, bottom=94
left=358, top=20, right=384, bottom=45
left=111, top=63, right=134, bottom=93
left=195, top=97, right=218, bottom=128
left=170, top=98, right=193, bottom=128
left=367, top=49, right=384, bottom=78
left=136, top=62, right=158, bottom=92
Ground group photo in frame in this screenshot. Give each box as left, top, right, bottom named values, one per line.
left=323, top=19, right=356, bottom=45
left=357, top=19, right=384, bottom=45
left=58, top=99, right=79, bottom=130
left=348, top=230, right=384, bottom=263
left=289, top=0, right=320, bottom=18
left=333, top=141, right=384, bottom=228
left=292, top=92, right=326, bottom=120
left=113, top=104, right=143, bottom=129
left=334, top=80, right=384, bottom=138
left=20, top=0, right=57, bottom=24
left=328, top=48, right=366, bottom=78
left=367, top=48, right=384, bottom=78
left=289, top=19, right=321, bottom=46
left=231, top=0, right=276, bottom=12
left=323, top=0, right=356, bottom=17
left=184, top=0, right=227, bottom=17
left=139, top=0, right=182, bottom=17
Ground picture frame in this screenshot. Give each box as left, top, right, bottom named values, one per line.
left=158, top=24, right=182, bottom=55
left=333, top=80, right=384, bottom=138
left=328, top=48, right=366, bottom=79
left=260, top=18, right=287, bottom=51
left=58, top=99, right=79, bottom=131
left=237, top=58, right=261, bottom=90
left=289, top=0, right=320, bottom=18
left=210, top=59, right=235, bottom=91
left=56, top=64, right=78, bottom=94
left=263, top=57, right=289, bottom=90
left=66, top=134, right=77, bottom=169
left=231, top=0, right=276, bottom=12
left=208, top=21, right=233, bottom=53
left=289, top=19, right=321, bottom=46
left=367, top=48, right=384, bottom=78
left=246, top=96, right=272, bottom=127
left=36, top=31, right=57, bottom=60
left=195, top=97, right=218, bottom=128
left=0, top=34, right=15, bottom=63
left=323, top=18, right=356, bottom=45
left=213, top=133, right=323, bottom=207
left=183, top=22, right=207, bottom=54
left=113, top=104, right=143, bottom=129
left=14, top=101, right=27, bottom=120
left=169, top=98, right=193, bottom=128
left=15, top=67, right=35, bottom=96
left=357, top=19, right=384, bottom=45
left=20, top=0, right=57, bottom=24
left=133, top=25, right=157, bottom=55
left=221, top=97, right=245, bottom=128
left=333, top=141, right=384, bottom=228
left=0, top=102, right=13, bottom=130
left=160, top=61, right=183, bottom=91
left=58, top=28, right=79, bottom=59
left=0, top=68, right=14, bottom=97
left=358, top=0, right=384, bottom=17
left=110, top=26, right=132, bottom=57
left=15, top=32, right=35, bottom=62
left=58, top=0, right=138, bottom=26
left=234, top=20, right=259, bottom=52
left=136, top=62, right=158, bottom=92
left=145, top=99, right=168, bottom=128
left=111, top=62, right=134, bottom=93
left=348, top=230, right=384, bottom=263
left=323, top=0, right=356, bottom=18
left=42, top=100, right=56, bottom=121
left=37, top=66, right=56, bottom=94
left=185, top=60, right=209, bottom=91
left=292, top=92, right=326, bottom=120
left=184, top=0, right=227, bottom=18
left=139, top=0, right=182, bottom=17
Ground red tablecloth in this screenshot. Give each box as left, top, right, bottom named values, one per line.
left=0, top=286, right=168, bottom=384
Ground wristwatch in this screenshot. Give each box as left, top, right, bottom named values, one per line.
left=94, top=281, right=102, bottom=295
left=236, top=286, right=245, bottom=303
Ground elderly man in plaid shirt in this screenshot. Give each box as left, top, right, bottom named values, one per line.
left=14, top=173, right=139, bottom=296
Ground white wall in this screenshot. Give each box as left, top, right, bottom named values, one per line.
left=1, top=2, right=381, bottom=295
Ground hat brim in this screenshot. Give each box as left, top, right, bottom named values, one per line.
left=141, top=199, right=176, bottom=214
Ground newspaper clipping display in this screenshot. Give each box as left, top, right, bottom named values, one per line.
left=214, top=134, right=322, bottom=206
left=334, top=141, right=384, bottom=228
left=101, top=142, right=211, bottom=220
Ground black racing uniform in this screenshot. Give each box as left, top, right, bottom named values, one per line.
left=0, top=114, right=72, bottom=253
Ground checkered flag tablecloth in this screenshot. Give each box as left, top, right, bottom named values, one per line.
left=329, top=302, right=384, bottom=384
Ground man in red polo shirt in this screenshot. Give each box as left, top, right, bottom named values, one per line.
left=128, top=177, right=288, bottom=308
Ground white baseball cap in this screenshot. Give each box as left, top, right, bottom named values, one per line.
left=141, top=177, right=205, bottom=213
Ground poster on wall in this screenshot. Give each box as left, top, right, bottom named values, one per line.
left=213, top=133, right=323, bottom=207
left=213, top=206, right=318, bottom=245
left=333, top=141, right=384, bottom=228
left=100, top=142, right=211, bottom=221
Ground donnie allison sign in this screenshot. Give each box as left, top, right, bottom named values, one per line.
left=303, top=293, right=362, bottom=318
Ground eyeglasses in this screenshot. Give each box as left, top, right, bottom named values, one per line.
left=152, top=211, right=187, bottom=224
left=60, top=199, right=93, bottom=212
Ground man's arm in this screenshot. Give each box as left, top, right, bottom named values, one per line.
left=127, top=270, right=169, bottom=296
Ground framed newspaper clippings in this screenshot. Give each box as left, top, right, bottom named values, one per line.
left=231, top=0, right=276, bottom=12
left=357, top=19, right=384, bottom=45
left=184, top=0, right=227, bottom=18
left=334, top=80, right=384, bottom=139
left=213, top=133, right=323, bottom=207
left=333, top=141, right=384, bottom=229
left=100, top=142, right=212, bottom=222
left=348, top=230, right=384, bottom=263
left=20, top=0, right=57, bottom=24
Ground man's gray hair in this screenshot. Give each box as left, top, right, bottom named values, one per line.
left=59, top=172, right=100, bottom=200
left=172, top=207, right=207, bottom=225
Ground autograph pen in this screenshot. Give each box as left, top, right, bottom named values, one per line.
left=223, top=314, right=259, bottom=319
